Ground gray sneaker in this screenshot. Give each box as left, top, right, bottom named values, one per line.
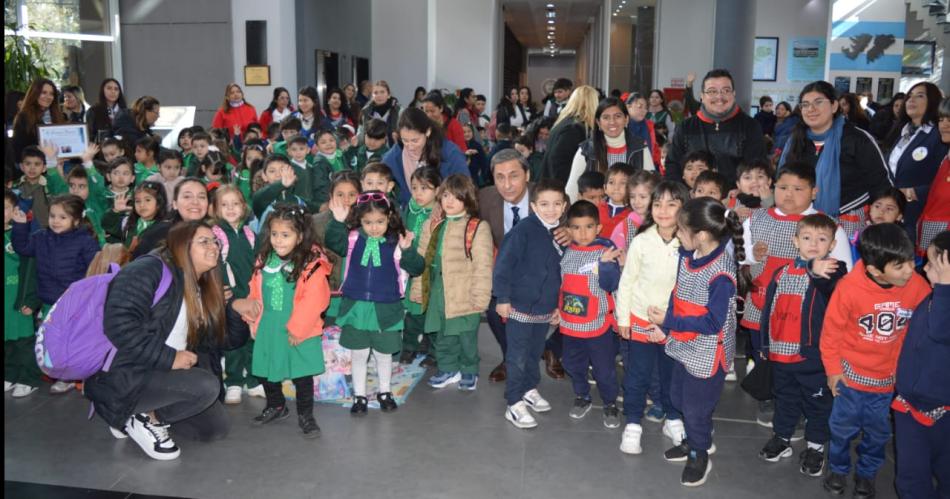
left=569, top=396, right=592, bottom=419
left=603, top=403, right=621, bottom=429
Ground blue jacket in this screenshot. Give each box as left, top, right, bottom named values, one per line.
left=382, top=141, right=470, bottom=206
left=11, top=223, right=100, bottom=305
left=493, top=213, right=562, bottom=315
left=896, top=284, right=949, bottom=412
left=888, top=125, right=948, bottom=243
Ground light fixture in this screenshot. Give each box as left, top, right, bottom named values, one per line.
left=547, top=25, right=555, bottom=31
left=547, top=19, right=554, bottom=24
left=546, top=11, right=556, bottom=18
left=546, top=3, right=554, bottom=7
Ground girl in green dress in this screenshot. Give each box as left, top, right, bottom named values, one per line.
left=4, top=190, right=42, bottom=397
left=400, top=167, right=441, bottom=364
left=101, top=181, right=167, bottom=249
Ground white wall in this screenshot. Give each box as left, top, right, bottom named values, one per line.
left=654, top=0, right=716, bottom=89
left=370, top=0, right=429, bottom=105
left=752, top=0, right=829, bottom=106
left=527, top=54, right=577, bottom=103
left=295, top=0, right=372, bottom=94
left=430, top=0, right=501, bottom=107
left=230, top=0, right=297, bottom=111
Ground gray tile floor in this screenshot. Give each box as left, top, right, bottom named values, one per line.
left=4, top=325, right=899, bottom=499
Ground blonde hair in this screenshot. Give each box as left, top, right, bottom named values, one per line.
left=220, top=83, right=243, bottom=112
left=211, top=184, right=249, bottom=224
left=554, top=85, right=599, bottom=131
left=85, top=243, right=131, bottom=277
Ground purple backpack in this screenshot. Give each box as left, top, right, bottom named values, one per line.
left=34, top=256, right=172, bottom=381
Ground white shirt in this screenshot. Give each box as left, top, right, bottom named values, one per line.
left=887, top=123, right=933, bottom=176
left=165, top=302, right=188, bottom=351
left=742, top=204, right=853, bottom=271
left=271, top=107, right=293, bottom=124
left=503, top=191, right=530, bottom=235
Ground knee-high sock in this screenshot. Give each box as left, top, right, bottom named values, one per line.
left=351, top=348, right=371, bottom=397
left=375, top=350, right=393, bottom=393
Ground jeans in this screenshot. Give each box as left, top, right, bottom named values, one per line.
left=827, top=383, right=892, bottom=478
left=620, top=339, right=679, bottom=424
left=133, top=368, right=230, bottom=441
left=504, top=319, right=549, bottom=405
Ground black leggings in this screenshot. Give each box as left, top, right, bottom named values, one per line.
left=262, top=376, right=314, bottom=416
left=133, top=368, right=230, bottom=442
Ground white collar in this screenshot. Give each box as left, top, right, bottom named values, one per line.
left=902, top=122, right=933, bottom=137
left=773, top=204, right=816, bottom=217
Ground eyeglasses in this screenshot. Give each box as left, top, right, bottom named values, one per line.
left=702, top=88, right=734, bottom=97
left=799, top=98, right=830, bottom=111
left=357, top=192, right=390, bottom=207
left=193, top=237, right=222, bottom=250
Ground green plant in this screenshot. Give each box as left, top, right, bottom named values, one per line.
left=4, top=20, right=58, bottom=93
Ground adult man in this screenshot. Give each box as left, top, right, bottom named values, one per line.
left=543, top=78, right=574, bottom=120
left=665, top=69, right=768, bottom=187
left=479, top=149, right=566, bottom=382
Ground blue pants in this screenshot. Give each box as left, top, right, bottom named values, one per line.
left=561, top=330, right=619, bottom=404
left=486, top=297, right=507, bottom=356
left=670, top=362, right=725, bottom=453
left=620, top=339, right=679, bottom=424
left=827, top=383, right=891, bottom=478
left=771, top=365, right=832, bottom=443
left=894, top=410, right=950, bottom=499
left=544, top=328, right=563, bottom=357
left=504, top=319, right=549, bottom=405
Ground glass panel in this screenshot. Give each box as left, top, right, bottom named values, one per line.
left=24, top=0, right=110, bottom=35
left=32, top=38, right=113, bottom=99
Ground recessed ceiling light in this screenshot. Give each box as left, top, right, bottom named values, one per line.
left=547, top=25, right=555, bottom=31
left=546, top=11, right=556, bottom=18
left=546, top=3, right=554, bottom=7
left=547, top=19, right=554, bottom=24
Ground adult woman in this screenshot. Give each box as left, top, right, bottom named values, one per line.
left=85, top=221, right=249, bottom=461
left=85, top=79, right=127, bottom=143
left=319, top=87, right=353, bottom=132
left=11, top=78, right=66, bottom=161
left=454, top=87, right=478, bottom=127
left=540, top=85, right=599, bottom=185
left=132, top=178, right=210, bottom=258
left=211, top=83, right=258, bottom=139
left=494, top=90, right=517, bottom=135
left=422, top=91, right=467, bottom=152
left=359, top=80, right=401, bottom=145
left=838, top=92, right=870, bottom=131
left=772, top=101, right=799, bottom=155
left=870, top=92, right=906, bottom=141
left=288, top=86, right=322, bottom=140
left=565, top=97, right=653, bottom=202
left=113, top=96, right=160, bottom=143
left=625, top=92, right=662, bottom=171
left=916, top=97, right=950, bottom=255
left=342, top=83, right=362, bottom=123
left=408, top=86, right=427, bottom=111
left=778, top=80, right=890, bottom=236
left=61, top=86, right=86, bottom=124
left=516, top=86, right=538, bottom=128
left=257, top=87, right=294, bottom=132
left=646, top=89, right=675, bottom=141
left=381, top=107, right=469, bottom=206
left=885, top=82, right=947, bottom=243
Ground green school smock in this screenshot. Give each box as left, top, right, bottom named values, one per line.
left=4, top=230, right=37, bottom=341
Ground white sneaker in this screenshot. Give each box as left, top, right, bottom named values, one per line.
left=224, top=386, right=243, bottom=404
left=620, top=423, right=643, bottom=454
left=11, top=384, right=38, bottom=398
left=109, top=426, right=128, bottom=439
left=522, top=389, right=552, bottom=413
left=49, top=380, right=75, bottom=394
left=724, top=367, right=737, bottom=382
left=125, top=413, right=180, bottom=461
left=246, top=384, right=266, bottom=398
left=663, top=418, right=686, bottom=446
left=4, top=381, right=13, bottom=392
left=505, top=401, right=538, bottom=429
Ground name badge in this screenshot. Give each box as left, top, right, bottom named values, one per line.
left=912, top=146, right=928, bottom=162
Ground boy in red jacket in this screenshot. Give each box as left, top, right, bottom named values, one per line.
left=820, top=223, right=931, bottom=498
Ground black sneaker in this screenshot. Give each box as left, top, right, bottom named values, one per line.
left=822, top=472, right=847, bottom=495
left=681, top=450, right=712, bottom=487
left=350, top=396, right=368, bottom=416
left=398, top=350, right=416, bottom=364
left=664, top=442, right=691, bottom=462
left=799, top=447, right=824, bottom=477
left=377, top=392, right=398, bottom=412
left=603, top=402, right=621, bottom=429
left=298, top=414, right=321, bottom=439
left=569, top=396, right=592, bottom=419
left=253, top=405, right=289, bottom=425
left=758, top=435, right=792, bottom=462
left=853, top=475, right=875, bottom=499
left=420, top=354, right=436, bottom=368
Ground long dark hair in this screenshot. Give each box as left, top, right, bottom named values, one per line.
left=885, top=82, right=943, bottom=147
left=323, top=87, right=350, bottom=119
left=344, top=191, right=406, bottom=242
left=784, top=81, right=839, bottom=163
left=265, top=86, right=293, bottom=113
left=648, top=89, right=669, bottom=114
left=590, top=97, right=629, bottom=173
left=409, top=86, right=427, bottom=108
left=297, top=86, right=322, bottom=119
left=255, top=203, right=322, bottom=284
left=677, top=197, right=751, bottom=295
left=164, top=221, right=226, bottom=347
left=637, top=180, right=690, bottom=235
left=91, top=78, right=127, bottom=124
left=124, top=181, right=168, bottom=242
left=423, top=91, right=452, bottom=120
left=839, top=93, right=867, bottom=125
left=454, top=88, right=474, bottom=116
left=14, top=78, right=65, bottom=133
left=397, top=107, right=445, bottom=167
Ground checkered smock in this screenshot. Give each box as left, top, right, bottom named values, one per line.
left=742, top=208, right=804, bottom=330
left=765, top=264, right=811, bottom=363
left=559, top=244, right=615, bottom=338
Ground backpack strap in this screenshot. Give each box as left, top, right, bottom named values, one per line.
left=243, top=224, right=256, bottom=249
left=211, top=225, right=230, bottom=261
left=339, top=229, right=360, bottom=290
left=464, top=217, right=481, bottom=260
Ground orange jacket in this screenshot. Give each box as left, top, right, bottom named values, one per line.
left=820, top=260, right=931, bottom=393
left=246, top=252, right=332, bottom=342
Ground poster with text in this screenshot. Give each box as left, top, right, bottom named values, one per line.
left=788, top=38, right=826, bottom=81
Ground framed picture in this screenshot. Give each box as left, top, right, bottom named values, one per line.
left=902, top=41, right=935, bottom=76
left=753, top=37, right=779, bottom=81
left=37, top=124, right=88, bottom=158
left=243, top=65, right=271, bottom=86
left=877, top=78, right=894, bottom=102
left=833, top=76, right=851, bottom=94
left=855, top=77, right=873, bottom=95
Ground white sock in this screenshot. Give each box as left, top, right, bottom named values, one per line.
left=807, top=441, right=824, bottom=451
left=375, top=350, right=393, bottom=393
left=351, top=348, right=371, bottom=397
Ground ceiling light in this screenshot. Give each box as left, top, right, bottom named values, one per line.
left=546, top=3, right=554, bottom=7
left=547, top=19, right=554, bottom=24
left=546, top=11, right=556, bottom=18
left=547, top=25, right=555, bottom=31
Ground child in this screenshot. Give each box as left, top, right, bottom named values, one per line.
left=287, top=135, right=329, bottom=210
left=559, top=200, right=623, bottom=428
left=145, top=148, right=184, bottom=211
left=849, top=187, right=908, bottom=263
left=13, top=146, right=68, bottom=229
left=270, top=118, right=304, bottom=157
left=250, top=155, right=306, bottom=231
left=4, top=189, right=42, bottom=398
left=100, top=137, right=128, bottom=164
left=312, top=170, right=362, bottom=321
left=494, top=179, right=567, bottom=428
left=313, top=129, right=347, bottom=174
left=235, top=204, right=331, bottom=438
left=681, top=150, right=715, bottom=189
left=652, top=197, right=747, bottom=487
left=727, top=159, right=774, bottom=222
left=416, top=175, right=494, bottom=391
left=133, top=136, right=160, bottom=183
left=234, top=139, right=265, bottom=202
left=400, top=167, right=441, bottom=364
left=462, top=124, right=489, bottom=187
left=346, top=118, right=389, bottom=172
left=598, top=162, right=635, bottom=238
left=185, top=131, right=212, bottom=177
left=615, top=181, right=690, bottom=454
left=514, top=134, right=543, bottom=181
left=177, top=127, right=194, bottom=158
left=892, top=230, right=950, bottom=499
left=691, top=170, right=728, bottom=202
left=211, top=185, right=260, bottom=405
left=360, top=162, right=396, bottom=196
left=610, top=170, right=659, bottom=251
left=65, top=167, right=106, bottom=244
left=757, top=214, right=847, bottom=477
left=755, top=95, right=777, bottom=136
left=489, top=123, right=514, bottom=162
left=101, top=181, right=167, bottom=249
left=820, top=223, right=931, bottom=498
left=325, top=190, right=424, bottom=415
left=85, top=157, right=135, bottom=225
left=577, top=171, right=606, bottom=205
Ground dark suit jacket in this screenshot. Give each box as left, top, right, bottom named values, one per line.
left=478, top=184, right=534, bottom=248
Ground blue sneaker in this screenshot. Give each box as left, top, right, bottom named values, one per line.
left=458, top=374, right=478, bottom=391
left=644, top=404, right=666, bottom=423
left=428, top=371, right=461, bottom=389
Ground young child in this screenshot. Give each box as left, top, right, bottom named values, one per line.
left=234, top=139, right=265, bottom=202
left=559, top=200, right=623, bottom=428
left=250, top=155, right=306, bottom=231
left=145, top=148, right=184, bottom=211
left=235, top=204, right=331, bottom=438
left=494, top=179, right=567, bottom=428
left=177, top=127, right=194, bottom=159
left=313, top=129, right=347, bottom=174
left=198, top=155, right=228, bottom=185
left=514, top=134, right=543, bottom=181
left=653, top=197, right=747, bottom=487
left=101, top=181, right=167, bottom=249
left=615, top=180, right=690, bottom=454
left=346, top=118, right=390, bottom=172
left=577, top=171, right=606, bottom=205
left=65, top=167, right=106, bottom=244
left=325, top=190, right=424, bottom=415
left=400, top=167, right=441, bottom=364
left=820, top=223, right=931, bottom=498
left=4, top=189, right=42, bottom=398
left=598, top=162, right=635, bottom=238
left=100, top=137, right=128, bottom=164
left=85, top=157, right=135, bottom=226
left=727, top=159, right=773, bottom=222
left=462, top=123, right=489, bottom=187
left=270, top=118, right=304, bottom=157
left=211, top=185, right=260, bottom=405
left=287, top=135, right=330, bottom=210
left=416, top=175, right=494, bottom=391
left=681, top=150, right=715, bottom=189
left=892, top=230, right=950, bottom=499
left=757, top=214, right=847, bottom=477
left=312, top=170, right=361, bottom=321
left=610, top=170, right=659, bottom=251
left=849, top=187, right=908, bottom=263
left=360, top=162, right=396, bottom=200
left=691, top=170, right=728, bottom=202
left=12, top=146, right=68, bottom=229
left=133, top=136, right=160, bottom=184
left=185, top=131, right=212, bottom=177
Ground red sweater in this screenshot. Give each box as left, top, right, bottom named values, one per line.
left=211, top=103, right=258, bottom=136
left=443, top=116, right=468, bottom=153
left=820, top=260, right=931, bottom=393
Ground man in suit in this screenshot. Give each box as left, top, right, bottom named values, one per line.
left=480, top=149, right=566, bottom=383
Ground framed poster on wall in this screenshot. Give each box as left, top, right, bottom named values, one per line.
left=877, top=78, right=895, bottom=102
left=753, top=37, right=779, bottom=81
left=902, top=41, right=935, bottom=76
left=834, top=76, right=851, bottom=94
left=855, top=77, right=873, bottom=95
left=788, top=38, right=826, bottom=81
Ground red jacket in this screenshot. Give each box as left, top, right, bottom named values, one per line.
left=443, top=116, right=468, bottom=153
left=245, top=252, right=332, bottom=342
left=597, top=202, right=631, bottom=239
left=820, top=260, right=931, bottom=393
left=211, top=102, right=258, bottom=136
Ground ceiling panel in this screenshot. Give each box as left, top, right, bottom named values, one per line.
left=502, top=0, right=655, bottom=50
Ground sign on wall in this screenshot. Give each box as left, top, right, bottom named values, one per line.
left=827, top=0, right=905, bottom=100
left=788, top=38, right=826, bottom=82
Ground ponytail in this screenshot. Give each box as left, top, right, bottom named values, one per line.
left=725, top=210, right=751, bottom=296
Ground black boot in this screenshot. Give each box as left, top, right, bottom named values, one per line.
left=853, top=475, right=875, bottom=499
left=297, top=414, right=321, bottom=439
left=350, top=396, right=368, bottom=416
left=823, top=472, right=847, bottom=495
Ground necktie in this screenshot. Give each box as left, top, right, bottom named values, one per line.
left=511, top=206, right=521, bottom=226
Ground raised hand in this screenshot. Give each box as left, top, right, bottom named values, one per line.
left=113, top=192, right=130, bottom=212
left=328, top=195, right=349, bottom=222
left=810, top=258, right=840, bottom=279
left=280, top=164, right=297, bottom=188
left=81, top=143, right=100, bottom=164
left=686, top=71, right=696, bottom=86
left=39, top=141, right=57, bottom=162
left=11, top=206, right=28, bottom=224
left=398, top=231, right=415, bottom=249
